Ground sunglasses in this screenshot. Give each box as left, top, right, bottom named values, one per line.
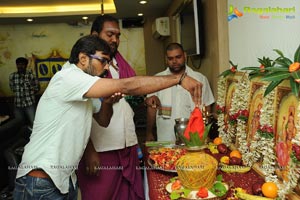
left=89, top=54, right=110, bottom=66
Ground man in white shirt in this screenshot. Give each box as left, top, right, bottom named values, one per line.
left=77, top=15, right=145, bottom=200
left=145, top=43, right=215, bottom=142
left=14, top=35, right=203, bottom=200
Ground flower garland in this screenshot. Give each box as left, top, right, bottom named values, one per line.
left=217, top=77, right=231, bottom=145
left=232, top=74, right=250, bottom=156
left=242, top=84, right=300, bottom=199
left=243, top=85, right=276, bottom=167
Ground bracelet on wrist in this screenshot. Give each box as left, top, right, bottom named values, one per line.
left=178, top=72, right=187, bottom=85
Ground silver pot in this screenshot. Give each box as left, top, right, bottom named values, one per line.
left=174, top=118, right=189, bottom=145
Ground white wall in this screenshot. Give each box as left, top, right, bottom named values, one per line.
left=228, top=0, right=300, bottom=68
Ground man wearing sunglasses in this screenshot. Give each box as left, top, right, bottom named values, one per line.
left=14, top=35, right=202, bottom=199
left=77, top=15, right=145, bottom=200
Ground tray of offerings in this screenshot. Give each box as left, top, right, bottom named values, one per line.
left=147, top=146, right=187, bottom=172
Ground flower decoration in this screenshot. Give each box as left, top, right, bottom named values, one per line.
left=260, top=44, right=300, bottom=97
left=217, top=77, right=231, bottom=145
left=241, top=56, right=275, bottom=79
left=237, top=109, right=249, bottom=122
left=228, top=109, right=249, bottom=125
left=218, top=61, right=238, bottom=78
left=257, top=125, right=274, bottom=139
left=216, top=104, right=225, bottom=115
left=291, top=144, right=300, bottom=164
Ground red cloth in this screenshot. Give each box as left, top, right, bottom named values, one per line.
left=183, top=107, right=205, bottom=140
left=107, top=51, right=136, bottom=79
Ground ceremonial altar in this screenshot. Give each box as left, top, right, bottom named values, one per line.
left=143, top=44, right=300, bottom=200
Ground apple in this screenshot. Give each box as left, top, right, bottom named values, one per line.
left=252, top=181, right=263, bottom=195
left=229, top=157, right=242, bottom=165
left=217, top=144, right=228, bottom=154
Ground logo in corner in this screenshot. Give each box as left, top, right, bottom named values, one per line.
left=228, top=5, right=243, bottom=21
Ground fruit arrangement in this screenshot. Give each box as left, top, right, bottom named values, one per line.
left=148, top=147, right=187, bottom=171
left=218, top=146, right=250, bottom=173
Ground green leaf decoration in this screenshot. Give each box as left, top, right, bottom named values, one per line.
left=216, top=174, right=223, bottom=182
left=263, top=66, right=289, bottom=72
left=264, top=80, right=283, bottom=97
left=289, top=77, right=300, bottom=97
left=291, top=71, right=300, bottom=80
left=182, top=188, right=191, bottom=197
left=203, top=123, right=212, bottom=142
left=170, top=191, right=181, bottom=200
left=229, top=60, right=238, bottom=68
left=261, top=71, right=290, bottom=81
left=179, top=124, right=211, bottom=147
left=258, top=56, right=274, bottom=67
left=218, top=70, right=233, bottom=78
left=294, top=44, right=300, bottom=62
left=273, top=49, right=285, bottom=57
left=248, top=73, right=263, bottom=80
left=274, top=57, right=292, bottom=67
left=240, top=66, right=260, bottom=71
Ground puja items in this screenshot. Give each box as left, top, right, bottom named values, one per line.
left=176, top=151, right=218, bottom=189
left=175, top=107, right=218, bottom=190
left=174, top=118, right=189, bottom=145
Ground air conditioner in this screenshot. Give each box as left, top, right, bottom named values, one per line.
left=152, top=17, right=170, bottom=39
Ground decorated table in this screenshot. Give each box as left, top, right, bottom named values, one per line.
left=143, top=145, right=265, bottom=200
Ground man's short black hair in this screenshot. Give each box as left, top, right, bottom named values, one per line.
left=90, top=15, right=119, bottom=34
left=16, top=57, right=28, bottom=65
left=165, top=43, right=184, bottom=53
left=69, top=35, right=111, bottom=64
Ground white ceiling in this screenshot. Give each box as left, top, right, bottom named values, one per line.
left=0, top=0, right=172, bottom=25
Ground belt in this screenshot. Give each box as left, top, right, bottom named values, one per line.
left=28, top=169, right=50, bottom=179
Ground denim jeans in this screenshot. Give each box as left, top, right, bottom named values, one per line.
left=14, top=105, right=36, bottom=128
left=13, top=175, right=78, bottom=200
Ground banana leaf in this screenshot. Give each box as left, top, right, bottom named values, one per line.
left=289, top=76, right=300, bottom=97
left=261, top=71, right=290, bottom=81
left=264, top=80, right=283, bottom=97
left=294, top=44, right=300, bottom=62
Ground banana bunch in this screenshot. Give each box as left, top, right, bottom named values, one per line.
left=208, top=142, right=219, bottom=154
left=219, top=163, right=251, bottom=173
left=234, top=188, right=274, bottom=200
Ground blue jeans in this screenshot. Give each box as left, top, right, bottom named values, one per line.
left=14, top=105, right=36, bottom=128
left=13, top=175, right=78, bottom=200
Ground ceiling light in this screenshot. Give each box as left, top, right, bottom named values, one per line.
left=137, top=13, right=143, bottom=16
left=139, top=1, right=147, bottom=4
left=82, top=16, right=89, bottom=20
left=0, top=2, right=116, bottom=18
left=26, top=18, right=33, bottom=22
